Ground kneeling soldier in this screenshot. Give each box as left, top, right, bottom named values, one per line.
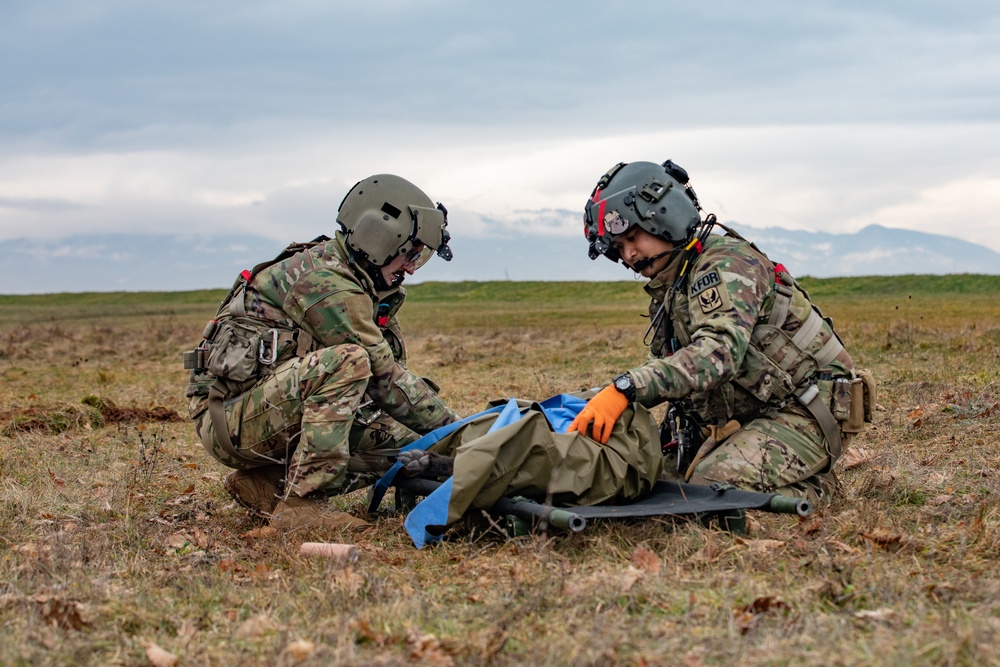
left=571, top=160, right=874, bottom=504
left=184, top=174, right=458, bottom=530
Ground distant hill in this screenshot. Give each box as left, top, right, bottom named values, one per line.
left=2, top=223, right=998, bottom=294
left=738, top=224, right=1000, bottom=278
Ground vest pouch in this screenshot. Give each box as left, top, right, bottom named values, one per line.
left=205, top=320, right=262, bottom=383
left=733, top=343, right=796, bottom=404
left=831, top=378, right=852, bottom=423
left=858, top=367, right=877, bottom=423
left=843, top=368, right=877, bottom=432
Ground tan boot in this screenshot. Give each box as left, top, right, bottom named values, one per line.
left=223, top=465, right=286, bottom=518
left=269, top=495, right=370, bottom=531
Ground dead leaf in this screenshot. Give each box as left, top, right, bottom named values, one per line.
left=732, top=596, right=790, bottom=635
left=181, top=484, right=195, bottom=494
left=406, top=629, right=454, bottom=666
left=907, top=406, right=924, bottom=420
left=828, top=539, right=861, bottom=555
left=218, top=559, right=241, bottom=573
left=142, top=639, right=178, bottom=667
left=631, top=545, right=661, bottom=575
left=181, top=462, right=198, bottom=469
left=928, top=494, right=953, bottom=506
left=860, top=529, right=904, bottom=553
left=190, top=527, right=210, bottom=550
left=354, top=618, right=387, bottom=646
left=799, top=517, right=823, bottom=536
left=854, top=608, right=896, bottom=624
left=165, top=532, right=191, bottom=550
left=738, top=596, right=789, bottom=615
left=736, top=538, right=787, bottom=553
left=236, top=614, right=277, bottom=639
left=177, top=618, right=198, bottom=639
left=283, top=638, right=316, bottom=661
left=689, top=538, right=723, bottom=563
left=839, top=447, right=874, bottom=469
left=35, top=595, right=91, bottom=631
left=619, top=565, right=644, bottom=592
left=13, top=543, right=51, bottom=558
left=240, top=526, right=277, bottom=540
left=48, top=471, right=66, bottom=488
left=925, top=583, right=959, bottom=602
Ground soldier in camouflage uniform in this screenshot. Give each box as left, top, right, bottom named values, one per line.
left=184, top=174, right=458, bottom=530
left=571, top=160, right=871, bottom=505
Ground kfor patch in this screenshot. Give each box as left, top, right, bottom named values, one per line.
left=690, top=270, right=727, bottom=314
left=690, top=271, right=721, bottom=297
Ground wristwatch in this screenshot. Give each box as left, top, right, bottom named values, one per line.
left=613, top=373, right=636, bottom=403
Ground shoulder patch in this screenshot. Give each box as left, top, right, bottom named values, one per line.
left=697, top=286, right=725, bottom=314
left=689, top=270, right=721, bottom=297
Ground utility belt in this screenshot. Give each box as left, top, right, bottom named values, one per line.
left=183, top=317, right=316, bottom=389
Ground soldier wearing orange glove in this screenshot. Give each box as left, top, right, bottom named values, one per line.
left=569, top=160, right=872, bottom=504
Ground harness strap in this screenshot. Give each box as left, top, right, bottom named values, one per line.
left=228, top=284, right=248, bottom=318
left=813, top=334, right=846, bottom=370
left=206, top=381, right=263, bottom=467
left=767, top=284, right=793, bottom=327
left=791, top=309, right=825, bottom=351
left=794, top=383, right=843, bottom=463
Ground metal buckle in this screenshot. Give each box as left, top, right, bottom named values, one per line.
left=258, top=329, right=279, bottom=365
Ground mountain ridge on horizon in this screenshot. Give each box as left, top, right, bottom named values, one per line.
left=2, top=223, right=998, bottom=295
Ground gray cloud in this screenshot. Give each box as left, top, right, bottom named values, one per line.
left=1, top=1, right=999, bottom=290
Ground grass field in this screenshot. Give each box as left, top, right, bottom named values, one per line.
left=1, top=276, right=998, bottom=666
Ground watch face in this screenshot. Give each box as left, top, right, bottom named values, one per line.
left=615, top=377, right=629, bottom=390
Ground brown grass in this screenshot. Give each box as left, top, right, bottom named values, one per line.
left=1, top=282, right=998, bottom=666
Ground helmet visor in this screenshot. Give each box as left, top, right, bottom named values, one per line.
left=410, top=205, right=453, bottom=261
left=401, top=243, right=435, bottom=271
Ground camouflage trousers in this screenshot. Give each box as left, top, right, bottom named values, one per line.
left=685, top=402, right=850, bottom=505
left=196, top=344, right=419, bottom=497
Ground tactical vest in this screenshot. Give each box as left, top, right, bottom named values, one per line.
left=182, top=236, right=408, bottom=466
left=650, top=225, right=874, bottom=463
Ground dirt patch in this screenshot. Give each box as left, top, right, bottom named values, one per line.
left=0, top=396, right=182, bottom=435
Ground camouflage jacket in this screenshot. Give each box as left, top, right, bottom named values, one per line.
left=628, top=233, right=854, bottom=423
left=188, top=232, right=457, bottom=433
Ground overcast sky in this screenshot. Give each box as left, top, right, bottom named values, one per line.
left=2, top=1, right=999, bottom=289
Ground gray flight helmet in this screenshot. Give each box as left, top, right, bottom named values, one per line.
left=583, top=160, right=701, bottom=263
left=338, top=174, right=453, bottom=267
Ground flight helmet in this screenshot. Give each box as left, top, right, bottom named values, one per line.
left=338, top=174, right=453, bottom=270
left=583, top=160, right=701, bottom=263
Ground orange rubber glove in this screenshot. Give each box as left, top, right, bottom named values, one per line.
left=568, top=384, right=630, bottom=444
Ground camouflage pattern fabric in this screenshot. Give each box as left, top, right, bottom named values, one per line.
left=627, top=234, right=856, bottom=503
left=189, top=232, right=453, bottom=497
left=196, top=344, right=421, bottom=496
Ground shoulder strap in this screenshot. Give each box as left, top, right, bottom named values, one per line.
left=220, top=235, right=332, bottom=320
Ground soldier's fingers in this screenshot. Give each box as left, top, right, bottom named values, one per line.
left=568, top=409, right=592, bottom=435
left=597, top=418, right=613, bottom=444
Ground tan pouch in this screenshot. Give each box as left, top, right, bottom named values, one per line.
left=844, top=368, right=877, bottom=432
left=857, top=367, right=877, bottom=422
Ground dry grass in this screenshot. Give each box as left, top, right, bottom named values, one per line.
left=1, top=280, right=998, bottom=666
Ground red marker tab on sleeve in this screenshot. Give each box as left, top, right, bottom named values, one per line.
left=376, top=303, right=390, bottom=328
left=240, top=269, right=252, bottom=282
left=774, top=263, right=789, bottom=285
